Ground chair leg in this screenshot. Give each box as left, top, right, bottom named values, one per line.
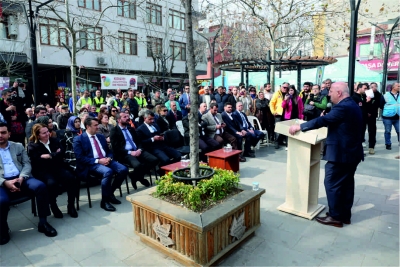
left=119, top=187, right=122, bottom=197
left=87, top=183, right=92, bottom=208
left=76, top=186, right=80, bottom=211
left=125, top=176, right=130, bottom=194
left=31, top=197, right=37, bottom=217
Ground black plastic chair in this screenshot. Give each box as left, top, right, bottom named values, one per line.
left=9, top=192, right=37, bottom=217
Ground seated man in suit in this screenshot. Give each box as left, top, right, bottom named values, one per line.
left=232, top=101, right=265, bottom=157
left=73, top=117, right=128, bottom=212
left=110, top=113, right=159, bottom=190
left=182, top=103, right=220, bottom=161
left=202, top=103, right=244, bottom=161
left=0, top=123, right=57, bottom=245
left=166, top=101, right=183, bottom=124
left=221, top=103, right=251, bottom=160
left=136, top=111, right=181, bottom=167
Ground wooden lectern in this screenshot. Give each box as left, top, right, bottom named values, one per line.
left=275, top=119, right=327, bottom=220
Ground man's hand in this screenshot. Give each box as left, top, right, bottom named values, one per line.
left=248, top=129, right=254, bottom=134
left=11, top=116, right=17, bottom=121
left=4, top=178, right=23, bottom=193
left=309, top=101, right=315, bottom=105
left=41, top=154, right=52, bottom=159
left=98, top=158, right=110, bottom=165
left=153, top=135, right=164, bottom=141
left=215, top=124, right=222, bottom=129
left=241, top=130, right=247, bottom=136
left=130, top=150, right=141, bottom=157
left=289, top=124, right=301, bottom=135
left=6, top=105, right=15, bottom=111
left=366, top=97, right=371, bottom=102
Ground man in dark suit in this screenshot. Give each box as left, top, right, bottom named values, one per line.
left=289, top=82, right=364, bottom=228
left=0, top=123, right=57, bottom=245
left=73, top=117, right=128, bottom=212
left=167, top=101, right=183, bottom=123
left=156, top=105, right=177, bottom=133
left=221, top=103, right=249, bottom=161
left=178, top=86, right=191, bottom=117
left=110, top=113, right=158, bottom=190
left=136, top=111, right=181, bottom=167
left=233, top=101, right=265, bottom=157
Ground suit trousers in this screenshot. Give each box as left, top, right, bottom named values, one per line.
left=0, top=177, right=51, bottom=230
left=89, top=161, right=128, bottom=199
left=150, top=146, right=181, bottom=167
left=367, top=116, right=377, bottom=148
left=274, top=115, right=284, bottom=144
left=214, top=132, right=238, bottom=150
left=324, top=161, right=359, bottom=222
left=122, top=151, right=159, bottom=181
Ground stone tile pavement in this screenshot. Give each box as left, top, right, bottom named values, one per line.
left=0, top=123, right=398, bottom=266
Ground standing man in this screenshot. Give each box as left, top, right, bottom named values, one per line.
left=214, top=86, right=230, bottom=113
left=365, top=82, right=381, bottom=154
left=199, top=86, right=215, bottom=109
left=165, top=93, right=181, bottom=111
left=73, top=117, right=128, bottom=212
left=269, top=82, right=288, bottom=149
left=0, top=123, right=57, bottom=245
left=127, top=89, right=139, bottom=118
left=110, top=113, right=158, bottom=190
left=179, top=86, right=191, bottom=117
left=380, top=82, right=399, bottom=150
left=264, top=83, right=273, bottom=100
left=93, top=89, right=105, bottom=113
left=352, top=83, right=370, bottom=147
left=321, top=79, right=332, bottom=101
left=76, top=90, right=92, bottom=111
left=299, top=82, right=312, bottom=105
left=289, top=82, right=364, bottom=228
left=151, top=90, right=164, bottom=107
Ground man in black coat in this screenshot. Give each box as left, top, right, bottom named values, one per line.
left=127, top=89, right=139, bottom=118
left=214, top=86, right=230, bottom=113
left=352, top=83, right=370, bottom=145
left=365, top=82, right=381, bottom=154
left=289, top=82, right=364, bottom=228
left=110, top=113, right=159, bottom=189
left=136, top=111, right=181, bottom=167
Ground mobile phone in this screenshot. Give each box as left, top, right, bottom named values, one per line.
left=14, top=182, right=21, bottom=188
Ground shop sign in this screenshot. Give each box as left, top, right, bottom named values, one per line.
left=100, top=74, right=138, bottom=90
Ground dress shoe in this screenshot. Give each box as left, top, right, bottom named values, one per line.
left=139, top=179, right=151, bottom=187
left=109, top=195, right=121, bottom=205
left=50, top=204, right=63, bottom=219
left=243, top=152, right=255, bottom=158
left=386, top=144, right=392, bottom=150
left=131, top=180, right=138, bottom=190
left=369, top=148, right=375, bottom=155
left=326, top=212, right=350, bottom=224
left=315, top=215, right=343, bottom=228
left=275, top=142, right=280, bottom=149
left=38, top=222, right=57, bottom=237
left=100, top=200, right=116, bottom=212
left=67, top=204, right=78, bottom=218
left=239, top=156, right=246, bottom=162
left=0, top=230, right=10, bottom=245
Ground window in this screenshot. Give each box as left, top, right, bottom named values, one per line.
left=117, top=0, right=136, bottom=19
left=147, top=37, right=162, bottom=57
left=79, top=27, right=102, bottom=51
left=39, top=18, right=69, bottom=46
left=146, top=3, right=162, bottom=25
left=170, top=41, right=186, bottom=61
left=169, top=10, right=185, bottom=30
left=118, top=31, right=137, bottom=55
left=359, top=43, right=383, bottom=58
left=78, top=0, right=101, bottom=11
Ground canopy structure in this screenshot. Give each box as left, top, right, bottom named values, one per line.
left=212, top=54, right=337, bottom=90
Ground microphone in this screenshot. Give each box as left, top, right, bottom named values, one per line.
left=325, top=103, right=332, bottom=114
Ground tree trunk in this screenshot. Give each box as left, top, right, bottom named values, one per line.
left=66, top=0, right=77, bottom=114
left=270, top=40, right=276, bottom=92
left=184, top=0, right=199, bottom=178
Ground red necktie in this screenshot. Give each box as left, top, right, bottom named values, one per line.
left=91, top=136, right=104, bottom=159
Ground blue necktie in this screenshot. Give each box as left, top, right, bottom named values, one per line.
left=150, top=125, right=157, bottom=133
left=122, top=128, right=137, bottom=151
left=240, top=112, right=249, bottom=129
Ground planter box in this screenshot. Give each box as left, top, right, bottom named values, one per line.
left=126, top=184, right=265, bottom=267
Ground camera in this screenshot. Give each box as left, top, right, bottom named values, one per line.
left=15, top=78, right=24, bottom=88
left=309, top=94, right=314, bottom=101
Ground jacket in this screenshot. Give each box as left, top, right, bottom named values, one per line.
left=201, top=112, right=225, bottom=139
left=127, top=97, right=139, bottom=118
left=281, top=96, right=304, bottom=120
left=269, top=90, right=285, bottom=116
left=136, top=123, right=164, bottom=151
left=110, top=125, right=141, bottom=162
left=300, top=97, right=364, bottom=163
left=232, top=111, right=254, bottom=131
left=221, top=111, right=241, bottom=135
left=0, top=141, right=32, bottom=186
left=73, top=132, right=113, bottom=179
left=214, top=93, right=230, bottom=113
left=178, top=93, right=191, bottom=117
left=381, top=92, right=400, bottom=119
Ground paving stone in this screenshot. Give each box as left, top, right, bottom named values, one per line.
left=0, top=254, right=32, bottom=266
left=379, top=211, right=399, bottom=224
left=79, top=249, right=127, bottom=266
left=371, top=230, right=400, bottom=251
left=361, top=243, right=399, bottom=266
left=54, top=233, right=104, bottom=262
left=122, top=247, right=169, bottom=266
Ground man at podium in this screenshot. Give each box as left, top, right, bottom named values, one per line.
left=289, top=82, right=364, bottom=228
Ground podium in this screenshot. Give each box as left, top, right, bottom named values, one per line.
left=275, top=119, right=327, bottom=220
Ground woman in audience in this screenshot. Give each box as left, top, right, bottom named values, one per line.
left=281, top=85, right=304, bottom=149
left=108, top=107, right=118, bottom=127
left=255, top=92, right=269, bottom=130
left=28, top=124, right=78, bottom=218
left=156, top=105, right=175, bottom=133
left=79, top=107, right=89, bottom=114
left=97, top=113, right=114, bottom=145
left=55, top=97, right=66, bottom=109
left=61, top=116, right=82, bottom=171
left=238, top=88, right=253, bottom=115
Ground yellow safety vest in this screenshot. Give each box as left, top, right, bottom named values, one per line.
left=94, top=97, right=104, bottom=112
left=81, top=97, right=93, bottom=106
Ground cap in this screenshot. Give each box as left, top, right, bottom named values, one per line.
left=61, top=105, right=68, bottom=109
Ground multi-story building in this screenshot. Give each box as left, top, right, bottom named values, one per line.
left=0, top=0, right=206, bottom=102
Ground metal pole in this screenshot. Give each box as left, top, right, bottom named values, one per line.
left=240, top=65, right=244, bottom=85
left=28, top=0, right=39, bottom=106
left=245, top=70, right=249, bottom=89
left=297, top=50, right=302, bottom=91
left=211, top=39, right=215, bottom=89
left=381, top=18, right=399, bottom=92
left=348, top=0, right=361, bottom=96
left=162, top=55, right=166, bottom=92
left=266, top=50, right=271, bottom=83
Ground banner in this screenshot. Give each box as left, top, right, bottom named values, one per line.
left=100, top=74, right=138, bottom=90
left=0, top=77, right=10, bottom=91
left=315, top=66, right=325, bottom=85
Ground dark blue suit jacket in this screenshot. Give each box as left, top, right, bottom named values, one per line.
left=73, top=132, right=113, bottom=178
left=136, top=123, right=164, bottom=151
left=178, top=93, right=190, bottom=117
left=300, top=97, right=364, bottom=163
left=232, top=111, right=254, bottom=131
left=221, top=111, right=241, bottom=135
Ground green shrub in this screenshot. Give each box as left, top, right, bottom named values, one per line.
left=153, top=168, right=240, bottom=212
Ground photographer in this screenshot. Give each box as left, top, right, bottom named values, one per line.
left=0, top=90, right=26, bottom=146
left=11, top=79, right=33, bottom=109
left=303, top=84, right=328, bottom=121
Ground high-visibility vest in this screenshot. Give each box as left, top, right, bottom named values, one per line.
left=94, top=97, right=104, bottom=112
left=81, top=97, right=93, bottom=106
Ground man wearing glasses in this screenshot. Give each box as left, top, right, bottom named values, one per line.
left=269, top=82, right=289, bottom=149
left=179, top=86, right=191, bottom=117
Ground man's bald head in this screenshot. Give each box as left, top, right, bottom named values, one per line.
left=329, top=82, right=349, bottom=104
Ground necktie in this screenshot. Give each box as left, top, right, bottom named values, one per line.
left=213, top=115, right=223, bottom=133
left=174, top=112, right=177, bottom=120
left=187, top=93, right=190, bottom=104
left=240, top=112, right=248, bottom=128
left=122, top=128, right=137, bottom=151
left=150, top=125, right=157, bottom=133
left=91, top=136, right=104, bottom=159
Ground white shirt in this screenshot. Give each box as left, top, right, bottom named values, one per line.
left=213, top=115, right=223, bottom=134
left=144, top=122, right=157, bottom=142
left=86, top=133, right=106, bottom=163
left=39, top=140, right=51, bottom=153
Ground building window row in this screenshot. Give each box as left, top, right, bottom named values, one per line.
left=79, top=27, right=103, bottom=51
left=170, top=41, right=186, bottom=61
left=119, top=31, right=137, bottom=55
left=39, top=18, right=69, bottom=46
left=78, top=0, right=101, bottom=11
left=146, top=3, right=162, bottom=25
left=117, top=0, right=136, bottom=19
left=169, top=9, right=185, bottom=30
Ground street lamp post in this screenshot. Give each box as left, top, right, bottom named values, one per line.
left=196, top=26, right=222, bottom=89
left=348, top=0, right=361, bottom=96
left=370, top=17, right=400, bottom=93
left=23, top=0, right=56, bottom=105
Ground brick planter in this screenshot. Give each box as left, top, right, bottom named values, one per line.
left=126, top=184, right=265, bottom=267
